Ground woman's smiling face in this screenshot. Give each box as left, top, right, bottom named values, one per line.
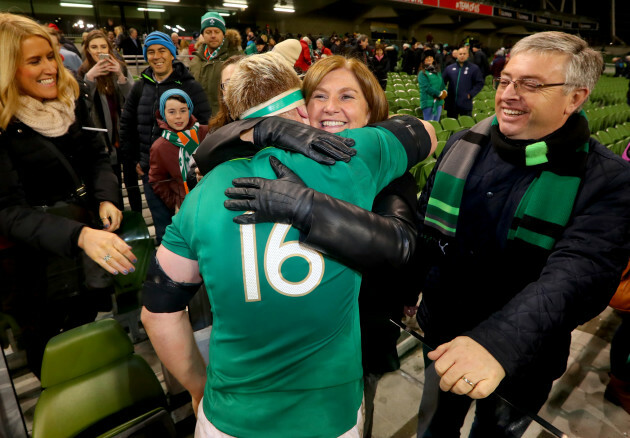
left=306, top=68, right=370, bottom=134
left=16, top=36, right=58, bottom=101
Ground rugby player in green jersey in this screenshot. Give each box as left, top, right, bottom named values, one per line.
left=142, top=52, right=435, bottom=438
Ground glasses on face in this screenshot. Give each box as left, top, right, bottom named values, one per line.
left=493, top=77, right=568, bottom=94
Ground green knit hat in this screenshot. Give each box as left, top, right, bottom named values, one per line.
left=201, top=11, right=226, bottom=35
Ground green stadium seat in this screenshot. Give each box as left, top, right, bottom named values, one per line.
left=33, top=319, right=175, bottom=438
left=434, top=140, right=447, bottom=157
left=397, top=108, right=415, bottom=116
left=427, top=120, right=442, bottom=133
left=436, top=130, right=451, bottom=141
left=384, top=90, right=395, bottom=100
left=441, top=117, right=462, bottom=133
left=596, top=130, right=613, bottom=145
left=395, top=98, right=412, bottom=109
left=458, top=115, right=475, bottom=129
left=414, top=107, right=423, bottom=118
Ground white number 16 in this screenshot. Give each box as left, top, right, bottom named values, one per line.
left=240, top=223, right=325, bottom=301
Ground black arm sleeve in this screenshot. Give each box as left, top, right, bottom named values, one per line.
left=142, top=254, right=203, bottom=313
left=368, top=115, right=432, bottom=170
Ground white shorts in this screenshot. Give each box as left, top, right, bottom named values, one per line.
left=194, top=396, right=364, bottom=438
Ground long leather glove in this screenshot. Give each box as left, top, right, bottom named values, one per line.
left=225, top=157, right=417, bottom=271
left=193, top=117, right=356, bottom=175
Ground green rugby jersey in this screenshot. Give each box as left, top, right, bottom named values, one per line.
left=162, top=126, right=408, bottom=438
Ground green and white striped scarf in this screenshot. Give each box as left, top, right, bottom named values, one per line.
left=424, top=113, right=589, bottom=251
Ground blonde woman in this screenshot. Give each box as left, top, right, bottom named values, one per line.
left=0, top=13, right=136, bottom=377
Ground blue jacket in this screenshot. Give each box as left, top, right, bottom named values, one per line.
left=442, top=61, right=484, bottom=111
left=416, top=127, right=630, bottom=382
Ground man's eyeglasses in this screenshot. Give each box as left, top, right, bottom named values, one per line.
left=493, top=77, right=568, bottom=94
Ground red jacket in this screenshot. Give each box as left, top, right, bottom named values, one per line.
left=295, top=40, right=312, bottom=72
left=149, top=115, right=209, bottom=210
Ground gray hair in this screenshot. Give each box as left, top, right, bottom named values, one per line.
left=510, top=31, right=602, bottom=93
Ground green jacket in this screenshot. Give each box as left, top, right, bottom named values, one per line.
left=418, top=70, right=446, bottom=111
left=189, top=41, right=242, bottom=115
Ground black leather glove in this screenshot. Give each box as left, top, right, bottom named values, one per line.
left=194, top=117, right=356, bottom=176
left=253, top=117, right=356, bottom=164
left=224, top=156, right=314, bottom=228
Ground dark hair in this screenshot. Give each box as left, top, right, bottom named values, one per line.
left=166, top=95, right=187, bottom=105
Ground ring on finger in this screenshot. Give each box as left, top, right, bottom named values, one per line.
left=103, top=254, right=112, bottom=263
left=462, top=376, right=475, bottom=387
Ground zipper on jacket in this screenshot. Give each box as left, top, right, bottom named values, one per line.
left=455, top=64, right=462, bottom=103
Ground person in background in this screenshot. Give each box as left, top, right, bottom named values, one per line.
left=490, top=48, right=507, bottom=80
left=442, top=44, right=484, bottom=117
left=315, top=38, right=332, bottom=60
left=188, top=31, right=201, bottom=59
left=48, top=29, right=82, bottom=73
left=414, top=31, right=630, bottom=438
left=119, top=31, right=211, bottom=243
left=149, top=90, right=208, bottom=213
left=349, top=34, right=370, bottom=65
left=418, top=51, right=447, bottom=121
left=254, top=36, right=268, bottom=54
left=189, top=11, right=242, bottom=116
left=295, top=36, right=313, bottom=72
left=401, top=43, right=415, bottom=75
left=371, top=44, right=390, bottom=91
left=0, top=13, right=136, bottom=377
left=471, top=43, right=489, bottom=77
left=119, top=27, right=143, bottom=60
left=78, top=30, right=136, bottom=210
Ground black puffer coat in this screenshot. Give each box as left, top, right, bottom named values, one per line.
left=119, top=61, right=211, bottom=172
left=416, top=130, right=630, bottom=382
left=0, top=88, right=118, bottom=257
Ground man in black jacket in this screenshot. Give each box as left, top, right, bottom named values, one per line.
left=119, top=31, right=211, bottom=243
left=415, top=31, right=630, bottom=437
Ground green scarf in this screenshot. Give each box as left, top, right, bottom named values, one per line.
left=204, top=40, right=224, bottom=62
left=161, top=122, right=200, bottom=193
left=424, top=112, right=590, bottom=251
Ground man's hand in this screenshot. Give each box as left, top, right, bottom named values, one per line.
left=428, top=336, right=505, bottom=399
left=224, top=156, right=313, bottom=228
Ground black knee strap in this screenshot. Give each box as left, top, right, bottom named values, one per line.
left=142, top=254, right=202, bottom=313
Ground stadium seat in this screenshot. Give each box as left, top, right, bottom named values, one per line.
left=427, top=120, right=442, bottom=133
left=397, top=108, right=415, bottom=116
left=394, top=89, right=409, bottom=99
left=384, top=90, right=395, bottom=100
left=436, top=130, right=451, bottom=142
left=434, top=140, right=447, bottom=158
left=441, top=117, right=463, bottom=134
left=395, top=98, right=412, bottom=110
left=33, top=319, right=175, bottom=438
left=458, top=115, right=476, bottom=129
left=596, top=130, right=613, bottom=145
left=414, top=107, right=423, bottom=118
